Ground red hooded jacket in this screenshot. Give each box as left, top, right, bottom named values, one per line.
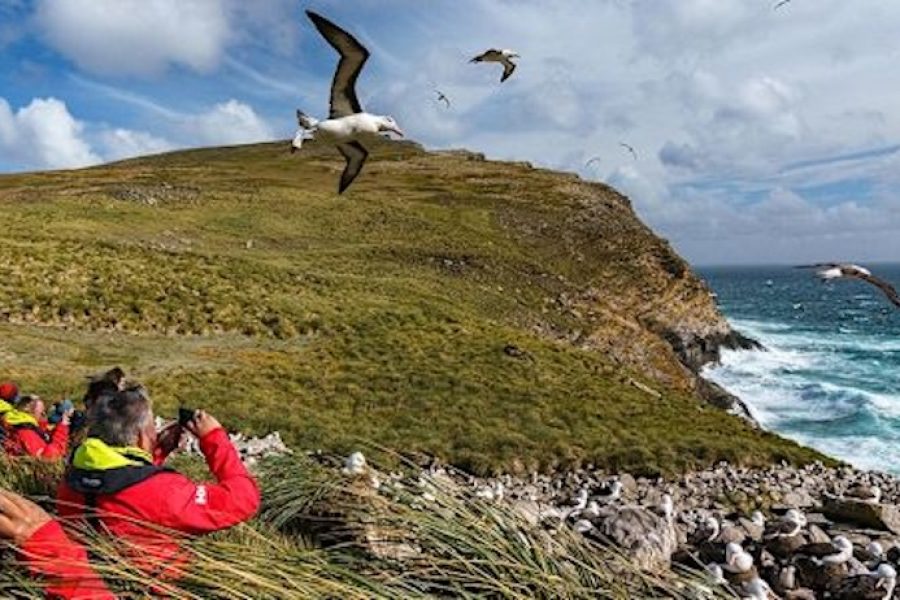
left=20, top=520, right=114, bottom=600
left=56, top=427, right=260, bottom=578
left=2, top=410, right=69, bottom=460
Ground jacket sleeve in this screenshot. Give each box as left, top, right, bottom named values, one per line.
left=20, top=520, right=116, bottom=600
left=159, top=428, right=260, bottom=535
left=18, top=424, right=69, bottom=461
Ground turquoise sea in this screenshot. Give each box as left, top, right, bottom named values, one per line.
left=699, top=265, right=900, bottom=473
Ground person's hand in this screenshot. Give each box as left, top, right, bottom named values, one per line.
left=60, top=407, right=75, bottom=426
left=156, top=421, right=184, bottom=456
left=0, top=490, right=52, bottom=546
left=183, top=410, right=222, bottom=439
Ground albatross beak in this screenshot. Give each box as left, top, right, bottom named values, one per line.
left=389, top=126, right=404, bottom=137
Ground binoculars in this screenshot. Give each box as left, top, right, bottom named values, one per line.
left=48, top=399, right=87, bottom=431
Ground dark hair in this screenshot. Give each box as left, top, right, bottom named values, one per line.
left=87, top=386, right=153, bottom=447
left=83, top=367, right=127, bottom=408
left=16, top=394, right=40, bottom=412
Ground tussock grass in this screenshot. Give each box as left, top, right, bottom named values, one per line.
left=1, top=453, right=727, bottom=599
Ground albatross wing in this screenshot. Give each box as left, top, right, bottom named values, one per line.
left=500, top=60, right=517, bottom=82
left=858, top=273, right=900, bottom=308
left=337, top=141, right=369, bottom=194
left=306, top=11, right=370, bottom=118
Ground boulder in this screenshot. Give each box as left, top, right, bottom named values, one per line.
left=594, top=506, right=678, bottom=571
left=823, top=498, right=900, bottom=534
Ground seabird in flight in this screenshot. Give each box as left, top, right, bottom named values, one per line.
left=470, top=48, right=520, bottom=82
left=774, top=0, right=792, bottom=9
left=585, top=156, right=602, bottom=168
left=435, top=89, right=451, bottom=109
left=291, top=11, right=405, bottom=194
left=797, top=263, right=900, bottom=309
left=619, top=142, right=638, bottom=160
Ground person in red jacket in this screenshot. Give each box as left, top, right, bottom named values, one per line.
left=57, top=385, right=260, bottom=579
left=2, top=395, right=71, bottom=460
left=0, top=488, right=114, bottom=600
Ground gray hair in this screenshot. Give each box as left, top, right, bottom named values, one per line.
left=88, top=386, right=154, bottom=447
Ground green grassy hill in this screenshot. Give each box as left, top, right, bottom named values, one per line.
left=0, top=140, right=826, bottom=475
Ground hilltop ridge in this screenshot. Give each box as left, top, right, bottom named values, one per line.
left=0, top=139, right=825, bottom=474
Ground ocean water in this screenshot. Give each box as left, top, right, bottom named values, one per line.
left=698, top=264, right=900, bottom=473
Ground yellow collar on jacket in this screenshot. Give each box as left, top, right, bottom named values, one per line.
left=0, top=398, right=13, bottom=414
left=3, top=409, right=38, bottom=427
left=72, top=438, right=154, bottom=471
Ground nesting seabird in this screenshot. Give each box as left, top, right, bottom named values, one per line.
left=292, top=11, right=405, bottom=194
left=435, top=89, right=451, bottom=109
left=800, top=536, right=853, bottom=566
left=833, top=563, right=897, bottom=600
left=595, top=480, right=623, bottom=504
left=470, top=49, right=519, bottom=82
left=742, top=576, right=777, bottom=600
left=343, top=451, right=367, bottom=475
left=619, top=142, right=638, bottom=160
left=797, top=263, right=900, bottom=309
left=845, top=484, right=882, bottom=505
left=855, top=541, right=885, bottom=569
left=723, top=542, right=754, bottom=574
left=765, top=509, right=806, bottom=538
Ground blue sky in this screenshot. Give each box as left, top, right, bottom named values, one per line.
left=1, top=0, right=900, bottom=266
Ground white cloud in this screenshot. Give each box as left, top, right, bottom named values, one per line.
left=187, top=99, right=275, bottom=146
left=0, top=97, right=99, bottom=169
left=98, top=128, right=173, bottom=161
left=34, top=0, right=231, bottom=76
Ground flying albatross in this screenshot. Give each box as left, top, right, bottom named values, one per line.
left=797, top=263, right=900, bottom=309
left=620, top=142, right=638, bottom=160
left=774, top=0, right=792, bottom=9
left=470, top=49, right=520, bottom=82
left=291, top=11, right=404, bottom=194
left=435, top=89, right=451, bottom=109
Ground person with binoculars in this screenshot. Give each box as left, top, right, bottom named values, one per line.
left=56, top=384, right=260, bottom=582
left=1, top=394, right=72, bottom=461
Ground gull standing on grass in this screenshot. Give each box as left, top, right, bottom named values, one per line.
left=291, top=11, right=404, bottom=194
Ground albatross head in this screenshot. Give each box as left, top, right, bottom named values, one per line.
left=376, top=116, right=404, bottom=137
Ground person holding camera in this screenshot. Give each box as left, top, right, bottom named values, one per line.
left=56, top=385, right=260, bottom=579
left=1, top=395, right=72, bottom=461
left=0, top=488, right=114, bottom=599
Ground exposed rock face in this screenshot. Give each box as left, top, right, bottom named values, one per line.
left=593, top=506, right=678, bottom=570
left=823, top=497, right=900, bottom=535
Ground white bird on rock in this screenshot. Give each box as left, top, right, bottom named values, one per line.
left=343, top=451, right=367, bottom=475
left=292, top=11, right=405, bottom=194
left=742, top=577, right=776, bottom=600
left=724, top=542, right=755, bottom=574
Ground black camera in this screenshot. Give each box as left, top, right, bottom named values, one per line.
left=48, top=399, right=87, bottom=432
left=178, top=407, right=197, bottom=427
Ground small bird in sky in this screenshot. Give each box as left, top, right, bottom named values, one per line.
left=584, top=156, right=602, bottom=168
left=774, top=0, right=792, bottom=10
left=619, top=142, right=638, bottom=160
left=470, top=48, right=520, bottom=82
left=435, top=89, right=451, bottom=109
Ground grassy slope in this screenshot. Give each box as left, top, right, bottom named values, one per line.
left=0, top=140, right=828, bottom=475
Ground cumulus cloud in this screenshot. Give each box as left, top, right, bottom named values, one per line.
left=0, top=96, right=99, bottom=169
left=97, top=128, right=173, bottom=161
left=186, top=99, right=275, bottom=146
left=34, top=0, right=231, bottom=76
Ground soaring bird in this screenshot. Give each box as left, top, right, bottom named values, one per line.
left=619, top=142, right=638, bottom=160
left=435, top=89, right=451, bottom=109
left=470, top=48, right=520, bottom=82
left=584, top=156, right=602, bottom=168
left=291, top=11, right=404, bottom=194
left=796, top=263, right=900, bottom=309
left=774, top=0, right=792, bottom=9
